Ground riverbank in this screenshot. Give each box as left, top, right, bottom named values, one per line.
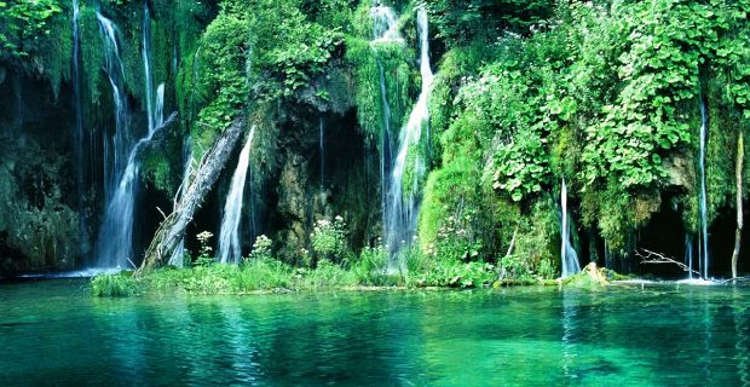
left=90, top=257, right=570, bottom=297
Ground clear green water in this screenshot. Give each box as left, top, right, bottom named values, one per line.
left=1, top=280, right=749, bottom=386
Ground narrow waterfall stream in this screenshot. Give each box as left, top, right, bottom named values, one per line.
left=698, top=99, right=710, bottom=279
left=560, top=179, right=581, bottom=278
left=218, top=127, right=256, bottom=264
left=384, top=6, right=433, bottom=266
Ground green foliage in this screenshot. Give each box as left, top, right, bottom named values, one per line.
left=425, top=0, right=554, bottom=45
left=311, top=216, right=350, bottom=262
left=91, top=273, right=138, bottom=297
left=351, top=246, right=389, bottom=285
left=346, top=36, right=414, bottom=148
left=0, top=0, right=62, bottom=61
left=249, top=234, right=274, bottom=261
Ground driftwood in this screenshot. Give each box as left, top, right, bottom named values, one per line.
left=636, top=248, right=703, bottom=279
left=137, top=116, right=246, bottom=273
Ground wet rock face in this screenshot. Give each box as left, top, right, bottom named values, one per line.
left=0, top=137, right=80, bottom=274
left=276, top=153, right=312, bottom=262
left=0, top=74, right=82, bottom=275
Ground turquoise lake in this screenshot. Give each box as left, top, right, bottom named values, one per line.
left=1, top=280, right=749, bottom=385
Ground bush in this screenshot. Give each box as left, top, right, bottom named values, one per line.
left=91, top=273, right=138, bottom=297
left=248, top=234, right=273, bottom=261
left=311, top=216, right=350, bottom=262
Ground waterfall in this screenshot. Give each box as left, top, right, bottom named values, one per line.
left=560, top=179, right=581, bottom=278
left=698, top=99, right=710, bottom=279
left=384, top=6, right=433, bottom=266
left=319, top=117, right=325, bottom=189
left=94, top=102, right=167, bottom=268
left=370, top=5, right=402, bottom=246
left=96, top=12, right=130, bottom=205
left=370, top=5, right=402, bottom=43
left=71, top=0, right=88, bottom=256
left=94, top=5, right=165, bottom=268
left=218, top=127, right=256, bottom=264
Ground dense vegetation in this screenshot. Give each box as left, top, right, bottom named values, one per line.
left=1, top=0, right=749, bottom=289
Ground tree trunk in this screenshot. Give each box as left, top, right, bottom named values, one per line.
left=732, top=130, right=744, bottom=279
left=138, top=117, right=246, bottom=273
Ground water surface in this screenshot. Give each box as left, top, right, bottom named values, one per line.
left=1, top=280, right=748, bottom=385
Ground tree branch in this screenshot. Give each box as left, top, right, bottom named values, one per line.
left=635, top=248, right=702, bottom=279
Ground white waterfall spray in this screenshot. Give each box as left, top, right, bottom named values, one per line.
left=698, top=99, right=710, bottom=279
left=560, top=179, right=581, bottom=278
left=384, top=6, right=433, bottom=266
left=218, top=127, right=256, bottom=264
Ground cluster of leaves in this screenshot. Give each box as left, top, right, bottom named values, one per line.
left=425, top=0, right=554, bottom=46
left=0, top=0, right=62, bottom=61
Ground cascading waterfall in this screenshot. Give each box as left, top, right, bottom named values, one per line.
left=96, top=12, right=130, bottom=205
left=94, top=4, right=164, bottom=268
left=698, top=99, right=710, bottom=279
left=94, top=89, right=166, bottom=268
left=370, top=5, right=402, bottom=243
left=560, top=179, right=581, bottom=278
left=384, top=6, right=433, bottom=265
left=218, top=127, right=256, bottom=264
left=371, top=5, right=402, bottom=43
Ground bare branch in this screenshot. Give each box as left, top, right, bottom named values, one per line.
left=636, top=248, right=702, bottom=279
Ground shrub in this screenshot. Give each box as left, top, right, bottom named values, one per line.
left=194, top=231, right=215, bottom=267
left=91, top=273, right=137, bottom=297
left=311, top=216, right=350, bottom=262
left=248, top=234, right=273, bottom=261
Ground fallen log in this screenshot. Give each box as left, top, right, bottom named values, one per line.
left=138, top=116, right=246, bottom=273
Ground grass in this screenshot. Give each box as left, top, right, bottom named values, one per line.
left=91, top=252, right=560, bottom=297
